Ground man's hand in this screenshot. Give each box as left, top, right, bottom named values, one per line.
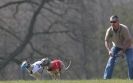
left=108, top=50, right=113, bottom=57
left=117, top=50, right=125, bottom=58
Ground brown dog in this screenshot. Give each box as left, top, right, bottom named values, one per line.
left=44, top=58, right=71, bottom=80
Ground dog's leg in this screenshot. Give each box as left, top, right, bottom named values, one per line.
left=35, top=72, right=41, bottom=80
left=56, top=72, right=60, bottom=80
left=53, top=73, right=56, bottom=80
left=50, top=71, right=59, bottom=80
left=30, top=72, right=41, bottom=80
left=58, top=72, right=61, bottom=79
left=54, top=69, right=60, bottom=80
left=50, top=72, right=55, bottom=80
left=47, top=71, right=55, bottom=80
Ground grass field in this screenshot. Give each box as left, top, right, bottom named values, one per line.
left=0, top=80, right=133, bottom=83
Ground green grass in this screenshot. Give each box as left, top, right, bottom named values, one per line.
left=0, top=80, right=133, bottom=83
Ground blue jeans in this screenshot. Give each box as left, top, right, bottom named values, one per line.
left=103, top=46, right=133, bottom=79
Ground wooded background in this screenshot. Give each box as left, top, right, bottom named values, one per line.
left=0, top=0, right=133, bottom=80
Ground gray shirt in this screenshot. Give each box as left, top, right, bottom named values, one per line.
left=105, top=24, right=133, bottom=48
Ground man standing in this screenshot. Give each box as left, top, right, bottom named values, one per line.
left=103, top=15, right=133, bottom=79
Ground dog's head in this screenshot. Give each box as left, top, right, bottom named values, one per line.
left=41, top=58, right=51, bottom=67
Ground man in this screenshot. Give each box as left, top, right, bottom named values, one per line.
left=103, top=15, right=133, bottom=79
left=21, top=58, right=50, bottom=80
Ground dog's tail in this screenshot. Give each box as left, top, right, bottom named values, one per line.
left=64, top=60, right=71, bottom=71
left=20, top=61, right=31, bottom=73
left=21, top=61, right=28, bottom=71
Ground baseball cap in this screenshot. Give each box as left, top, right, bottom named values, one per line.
left=110, top=15, right=119, bottom=22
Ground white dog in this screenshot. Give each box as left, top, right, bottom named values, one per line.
left=20, top=58, right=49, bottom=80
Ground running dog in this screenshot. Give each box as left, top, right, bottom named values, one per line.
left=20, top=58, right=49, bottom=80
left=43, top=58, right=71, bottom=80
left=21, top=58, right=71, bottom=80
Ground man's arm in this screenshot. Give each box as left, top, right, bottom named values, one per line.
left=122, top=37, right=132, bottom=52
left=105, top=40, right=112, bottom=52
left=105, top=28, right=112, bottom=55
left=122, top=27, right=132, bottom=52
left=105, top=40, right=113, bottom=56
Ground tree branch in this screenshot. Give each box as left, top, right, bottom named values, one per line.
left=0, top=0, right=28, bottom=9
left=0, top=0, right=46, bottom=71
